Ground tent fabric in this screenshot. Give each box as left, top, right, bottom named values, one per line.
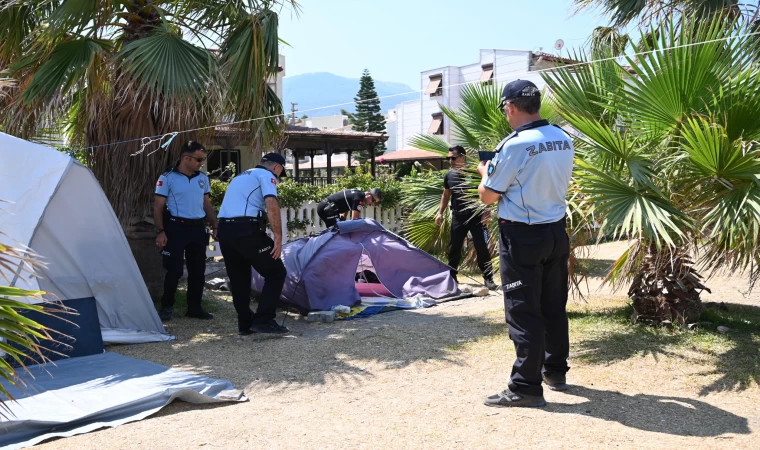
left=11, top=298, right=105, bottom=366
left=252, top=219, right=457, bottom=312
left=0, top=352, right=247, bottom=450
left=0, top=132, right=171, bottom=344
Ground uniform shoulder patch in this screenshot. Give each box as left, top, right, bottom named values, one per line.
left=156, top=180, right=163, bottom=187
left=487, top=160, right=498, bottom=176
left=198, top=179, right=206, bottom=189
left=271, top=178, right=277, bottom=185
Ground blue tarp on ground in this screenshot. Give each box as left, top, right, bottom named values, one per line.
left=0, top=352, right=246, bottom=449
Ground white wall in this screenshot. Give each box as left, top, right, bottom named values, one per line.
left=396, top=99, right=421, bottom=150
left=392, top=49, right=563, bottom=150
left=385, top=113, right=397, bottom=153
left=420, top=66, right=458, bottom=142
left=305, top=115, right=347, bottom=130
left=267, top=54, right=286, bottom=102
left=494, top=50, right=546, bottom=91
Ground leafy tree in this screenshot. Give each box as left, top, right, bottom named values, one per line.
left=351, top=69, right=386, bottom=155
left=0, top=0, right=300, bottom=228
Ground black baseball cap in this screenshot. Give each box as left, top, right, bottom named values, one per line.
left=261, top=152, right=287, bottom=177
left=369, top=187, right=383, bottom=202
left=497, top=79, right=541, bottom=110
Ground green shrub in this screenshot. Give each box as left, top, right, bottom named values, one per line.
left=276, top=179, right=320, bottom=209
left=315, top=166, right=402, bottom=210
left=207, top=165, right=402, bottom=213
left=209, top=179, right=228, bottom=211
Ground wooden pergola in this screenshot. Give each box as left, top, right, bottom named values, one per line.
left=284, top=128, right=389, bottom=184
left=378, top=148, right=447, bottom=171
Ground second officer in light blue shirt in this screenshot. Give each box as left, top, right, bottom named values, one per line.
left=217, top=153, right=288, bottom=335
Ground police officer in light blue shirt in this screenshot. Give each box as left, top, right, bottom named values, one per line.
left=217, top=152, right=288, bottom=335
left=477, top=80, right=575, bottom=408
left=154, top=141, right=218, bottom=321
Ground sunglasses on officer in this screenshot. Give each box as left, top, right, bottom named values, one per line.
left=185, top=154, right=207, bottom=163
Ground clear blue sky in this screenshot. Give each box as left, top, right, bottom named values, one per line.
left=277, top=0, right=611, bottom=87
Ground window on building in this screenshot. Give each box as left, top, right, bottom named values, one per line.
left=480, top=64, right=494, bottom=85
left=207, top=149, right=241, bottom=181
left=424, top=75, right=443, bottom=97
left=428, top=113, right=444, bottom=135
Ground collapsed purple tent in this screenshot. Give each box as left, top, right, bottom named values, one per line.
left=250, top=219, right=458, bottom=312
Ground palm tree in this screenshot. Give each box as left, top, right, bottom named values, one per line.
left=545, top=15, right=760, bottom=324
left=401, top=82, right=588, bottom=279
left=0, top=0, right=299, bottom=228
left=577, top=0, right=758, bottom=57
left=574, top=0, right=753, bottom=28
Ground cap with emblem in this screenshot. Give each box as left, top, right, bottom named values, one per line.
left=261, top=152, right=286, bottom=165
left=261, top=152, right=287, bottom=177
left=497, top=79, right=540, bottom=110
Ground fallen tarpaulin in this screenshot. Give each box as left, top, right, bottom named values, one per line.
left=0, top=352, right=247, bottom=449
left=339, top=291, right=476, bottom=320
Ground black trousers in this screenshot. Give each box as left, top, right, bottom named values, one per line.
left=498, top=217, right=570, bottom=396
left=448, top=213, right=494, bottom=279
left=317, top=202, right=340, bottom=228
left=218, top=221, right=287, bottom=331
left=161, top=220, right=208, bottom=313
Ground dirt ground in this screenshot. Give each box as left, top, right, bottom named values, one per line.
left=35, top=242, right=760, bottom=449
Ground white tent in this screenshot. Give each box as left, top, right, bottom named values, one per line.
left=0, top=132, right=171, bottom=344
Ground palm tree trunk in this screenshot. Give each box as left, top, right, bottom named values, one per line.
left=629, top=244, right=708, bottom=325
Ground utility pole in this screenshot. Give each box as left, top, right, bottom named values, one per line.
left=290, top=102, right=298, bottom=125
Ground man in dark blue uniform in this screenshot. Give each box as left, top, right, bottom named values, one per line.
left=217, top=153, right=288, bottom=335
left=316, top=188, right=383, bottom=228
left=435, top=145, right=497, bottom=290
left=154, top=141, right=217, bottom=321
left=477, top=80, right=575, bottom=408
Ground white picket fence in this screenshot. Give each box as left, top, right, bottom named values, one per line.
left=207, top=202, right=404, bottom=257
left=281, top=201, right=404, bottom=241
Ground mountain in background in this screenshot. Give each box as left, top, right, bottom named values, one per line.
left=282, top=72, right=418, bottom=118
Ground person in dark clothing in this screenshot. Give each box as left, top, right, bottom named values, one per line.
left=154, top=140, right=217, bottom=322
left=434, top=145, right=497, bottom=291
left=478, top=79, right=575, bottom=408
left=317, top=187, right=383, bottom=227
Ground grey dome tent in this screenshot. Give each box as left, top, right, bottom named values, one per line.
left=251, top=219, right=458, bottom=312
left=0, top=131, right=171, bottom=345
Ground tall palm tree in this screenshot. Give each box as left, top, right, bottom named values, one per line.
left=545, top=15, right=760, bottom=324
left=0, top=0, right=299, bottom=227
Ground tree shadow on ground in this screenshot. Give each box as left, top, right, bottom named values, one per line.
left=548, top=385, right=750, bottom=436
left=568, top=302, right=760, bottom=395
left=110, top=291, right=504, bottom=392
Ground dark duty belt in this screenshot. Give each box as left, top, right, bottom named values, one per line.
left=168, top=216, right=205, bottom=226
left=499, top=216, right=567, bottom=226
left=219, top=217, right=261, bottom=224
